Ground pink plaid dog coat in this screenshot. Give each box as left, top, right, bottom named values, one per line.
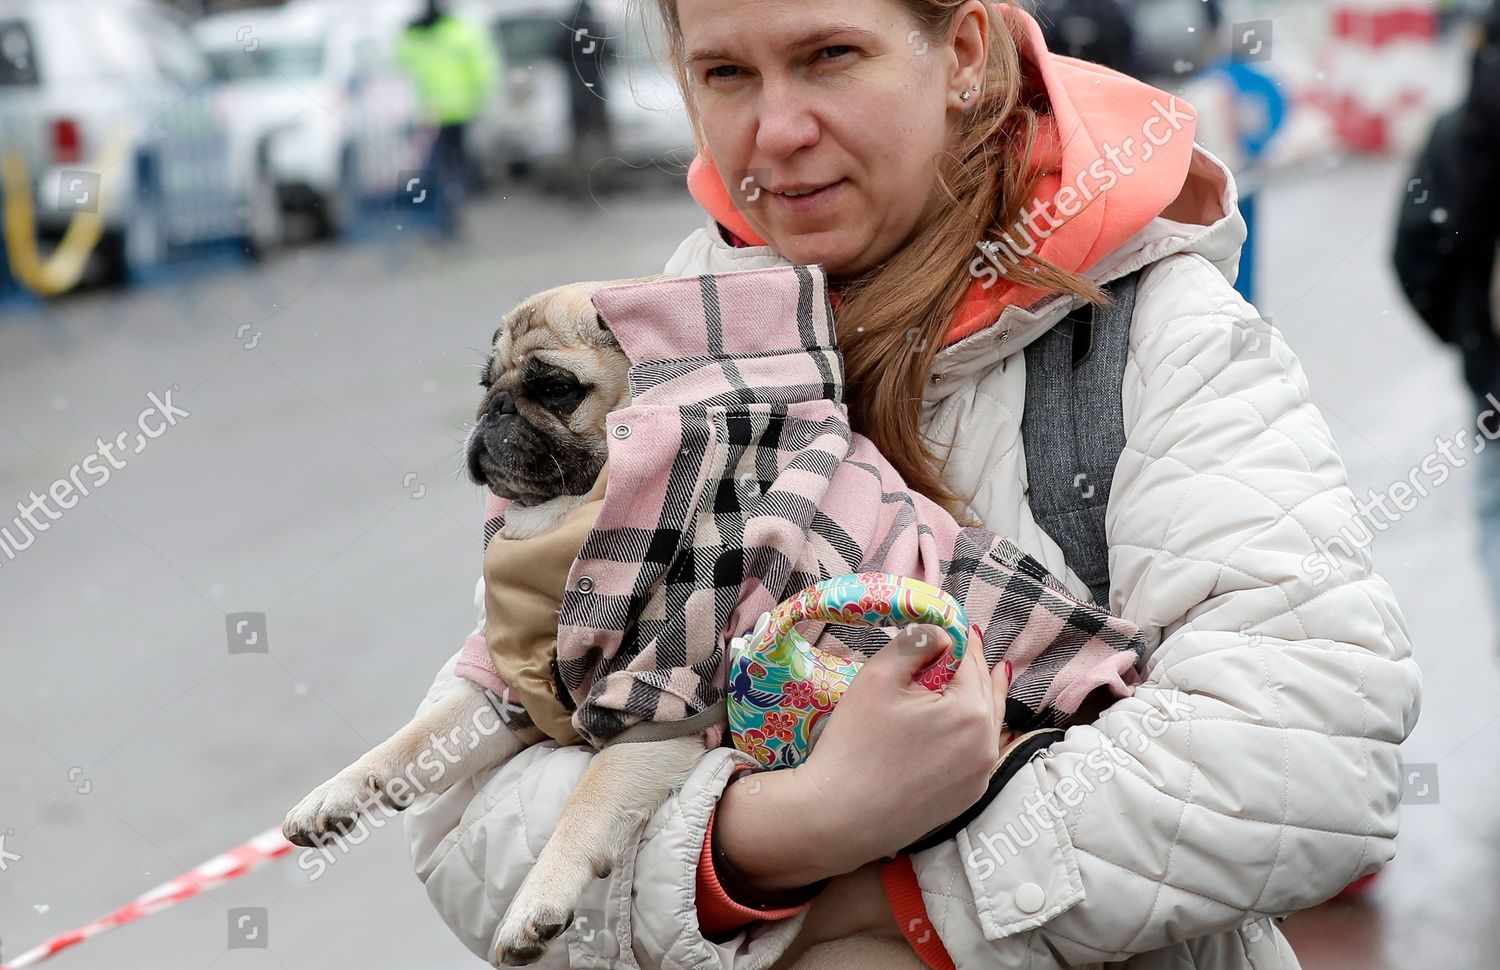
left=459, top=265, right=1145, bottom=747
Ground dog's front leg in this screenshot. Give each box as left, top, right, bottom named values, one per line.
left=492, top=733, right=705, bottom=966
left=284, top=681, right=526, bottom=847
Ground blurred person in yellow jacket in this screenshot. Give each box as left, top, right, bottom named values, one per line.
left=397, top=0, right=499, bottom=237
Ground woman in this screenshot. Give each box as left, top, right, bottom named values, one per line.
left=405, top=2, right=1421, bottom=968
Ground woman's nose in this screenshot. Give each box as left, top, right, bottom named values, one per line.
left=754, top=78, right=820, bottom=159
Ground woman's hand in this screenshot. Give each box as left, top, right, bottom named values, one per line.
left=711, top=625, right=1013, bottom=890
left=793, top=624, right=1014, bottom=871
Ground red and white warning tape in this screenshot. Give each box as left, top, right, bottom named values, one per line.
left=0, top=828, right=293, bottom=969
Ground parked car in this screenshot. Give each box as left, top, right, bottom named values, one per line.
left=0, top=0, right=273, bottom=283
left=195, top=0, right=444, bottom=240
left=475, top=0, right=695, bottom=180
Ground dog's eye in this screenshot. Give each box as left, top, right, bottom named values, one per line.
left=520, top=364, right=586, bottom=409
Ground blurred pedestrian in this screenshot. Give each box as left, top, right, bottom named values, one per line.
left=1394, top=2, right=1500, bottom=616
left=1455, top=1, right=1500, bottom=621
left=397, top=0, right=499, bottom=238
left=553, top=0, right=613, bottom=198
left=1034, top=0, right=1137, bottom=75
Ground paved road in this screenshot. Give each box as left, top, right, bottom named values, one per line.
left=0, top=157, right=1493, bottom=969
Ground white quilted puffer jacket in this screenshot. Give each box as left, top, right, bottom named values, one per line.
left=404, top=144, right=1421, bottom=969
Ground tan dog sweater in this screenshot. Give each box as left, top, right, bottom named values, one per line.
left=478, top=467, right=608, bottom=745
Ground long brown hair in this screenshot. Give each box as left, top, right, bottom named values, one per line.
left=637, top=0, right=1104, bottom=521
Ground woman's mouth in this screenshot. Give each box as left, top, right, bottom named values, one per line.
left=768, top=180, right=846, bottom=215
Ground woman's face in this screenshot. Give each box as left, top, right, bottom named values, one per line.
left=678, top=0, right=984, bottom=277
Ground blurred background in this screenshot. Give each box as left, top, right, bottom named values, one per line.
left=0, top=0, right=1495, bottom=967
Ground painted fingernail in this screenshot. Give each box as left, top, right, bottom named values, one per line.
left=1003, top=660, right=1013, bottom=682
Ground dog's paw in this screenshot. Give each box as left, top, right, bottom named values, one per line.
left=493, top=903, right=574, bottom=966
left=282, top=769, right=390, bottom=847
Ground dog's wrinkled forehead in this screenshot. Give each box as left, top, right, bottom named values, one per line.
left=491, top=282, right=617, bottom=365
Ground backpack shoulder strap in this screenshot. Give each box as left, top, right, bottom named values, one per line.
left=1020, top=269, right=1142, bottom=608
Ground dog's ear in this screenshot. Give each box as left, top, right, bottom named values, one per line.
left=591, top=311, right=620, bottom=350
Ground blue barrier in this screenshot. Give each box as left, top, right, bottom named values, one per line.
left=1204, top=58, right=1289, bottom=306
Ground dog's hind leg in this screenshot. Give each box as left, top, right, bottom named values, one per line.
left=492, top=733, right=704, bottom=966
left=284, top=681, right=526, bottom=847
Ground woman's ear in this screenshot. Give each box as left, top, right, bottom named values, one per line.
left=947, top=0, right=991, bottom=107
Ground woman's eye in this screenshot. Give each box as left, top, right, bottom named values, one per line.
left=819, top=45, right=854, bottom=60
left=705, top=64, right=739, bottom=81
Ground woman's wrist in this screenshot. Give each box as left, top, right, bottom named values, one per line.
left=714, top=766, right=857, bottom=890
left=897, top=727, right=1066, bottom=856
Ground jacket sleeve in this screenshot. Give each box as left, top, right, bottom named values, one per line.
left=466, top=19, right=501, bottom=101
left=905, top=252, right=1422, bottom=966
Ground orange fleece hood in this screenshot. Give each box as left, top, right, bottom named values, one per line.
left=684, top=2, right=1199, bottom=345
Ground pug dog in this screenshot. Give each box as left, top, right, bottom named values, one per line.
left=283, top=276, right=735, bottom=965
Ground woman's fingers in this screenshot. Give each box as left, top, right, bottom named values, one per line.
left=960, top=638, right=997, bottom=730
left=798, top=624, right=1023, bottom=858
left=868, top=623, right=952, bottom=688
left=992, top=654, right=1013, bottom=697
left=950, top=626, right=999, bottom=697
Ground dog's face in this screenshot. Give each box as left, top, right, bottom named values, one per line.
left=468, top=280, right=641, bottom=506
